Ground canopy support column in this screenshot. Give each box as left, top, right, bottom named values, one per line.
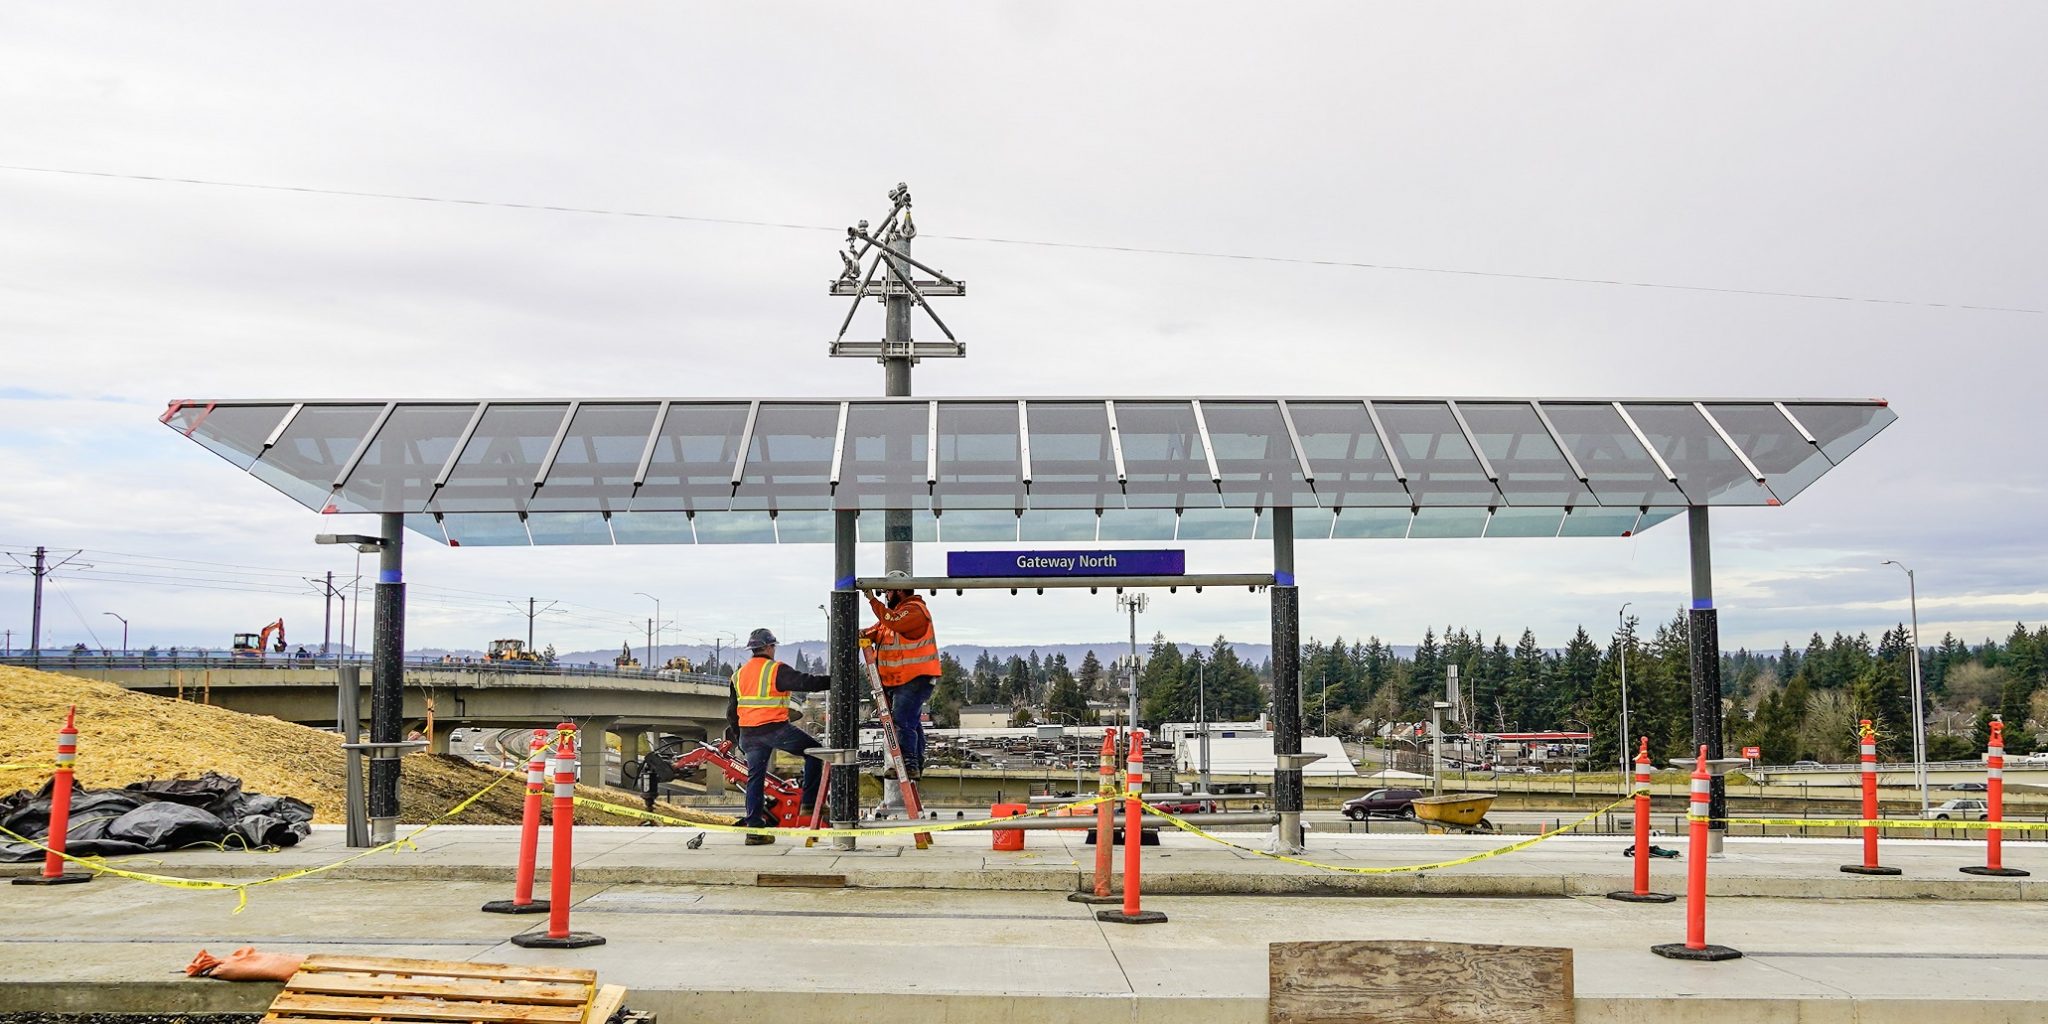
left=829, top=510, right=860, bottom=850
left=1270, top=508, right=1303, bottom=848
left=369, top=512, right=405, bottom=845
left=1688, top=506, right=1727, bottom=852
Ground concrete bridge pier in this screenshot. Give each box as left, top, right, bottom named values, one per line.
left=578, top=716, right=617, bottom=786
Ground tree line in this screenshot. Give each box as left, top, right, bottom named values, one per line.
left=908, top=617, right=2048, bottom=768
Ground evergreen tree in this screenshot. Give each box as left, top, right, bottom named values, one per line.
left=931, top=651, right=968, bottom=727
left=1045, top=658, right=1092, bottom=723
left=1555, top=626, right=1600, bottom=728
left=1506, top=628, right=1549, bottom=728
left=1137, top=632, right=1187, bottom=726
left=1003, top=655, right=1032, bottom=707
left=1411, top=628, right=1441, bottom=708
left=1077, top=650, right=1104, bottom=700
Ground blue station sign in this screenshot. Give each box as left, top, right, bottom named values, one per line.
left=947, top=549, right=1186, bottom=578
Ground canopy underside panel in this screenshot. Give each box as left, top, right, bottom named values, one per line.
left=160, top=395, right=1895, bottom=546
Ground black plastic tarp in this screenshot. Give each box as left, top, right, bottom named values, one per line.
left=0, top=771, right=312, bottom=862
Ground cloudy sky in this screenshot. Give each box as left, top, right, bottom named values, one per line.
left=2, top=3, right=2041, bottom=659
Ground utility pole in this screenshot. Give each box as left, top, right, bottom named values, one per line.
left=308, top=571, right=347, bottom=656
left=9, top=546, right=83, bottom=661
left=507, top=597, right=558, bottom=652
left=1118, top=593, right=1149, bottom=727
left=829, top=182, right=967, bottom=579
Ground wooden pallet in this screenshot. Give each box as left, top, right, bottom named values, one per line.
left=261, top=955, right=629, bottom=1024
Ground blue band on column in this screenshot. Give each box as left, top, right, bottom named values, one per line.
left=379, top=569, right=402, bottom=584
left=1691, top=598, right=1713, bottom=610
left=834, top=575, right=856, bottom=590
left=1275, top=571, right=1296, bottom=586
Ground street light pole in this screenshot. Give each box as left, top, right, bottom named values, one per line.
left=1883, top=561, right=1930, bottom=816
left=1617, top=602, right=1633, bottom=791
left=101, top=612, right=127, bottom=656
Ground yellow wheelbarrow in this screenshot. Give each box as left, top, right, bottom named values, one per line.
left=1411, top=792, right=1498, bottom=834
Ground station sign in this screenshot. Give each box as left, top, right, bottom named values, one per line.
left=1741, top=745, right=1761, bottom=761
left=947, top=548, right=1185, bottom=578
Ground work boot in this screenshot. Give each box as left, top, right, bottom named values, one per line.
left=744, top=833, right=776, bottom=846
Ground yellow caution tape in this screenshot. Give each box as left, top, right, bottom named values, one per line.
left=1140, top=794, right=1641, bottom=875
left=570, top=793, right=1112, bottom=838
left=0, top=771, right=511, bottom=912
left=1700, top=814, right=2048, bottom=832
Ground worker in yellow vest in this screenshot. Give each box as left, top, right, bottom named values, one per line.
left=724, top=628, right=832, bottom=845
left=862, top=572, right=941, bottom=812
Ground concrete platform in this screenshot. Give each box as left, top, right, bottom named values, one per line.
left=5, top=822, right=2041, bottom=901
left=5, top=874, right=2048, bottom=1023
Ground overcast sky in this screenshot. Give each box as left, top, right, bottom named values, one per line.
left=2, top=3, right=2042, bottom=659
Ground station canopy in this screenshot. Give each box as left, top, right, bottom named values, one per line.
left=161, top=396, right=1894, bottom=547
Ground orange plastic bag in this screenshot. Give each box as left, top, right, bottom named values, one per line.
left=185, top=946, right=306, bottom=982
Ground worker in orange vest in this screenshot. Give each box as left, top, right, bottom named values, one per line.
left=724, top=628, right=832, bottom=845
left=862, top=571, right=941, bottom=812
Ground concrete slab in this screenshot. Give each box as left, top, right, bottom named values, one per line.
left=4, top=822, right=2043, bottom=904
left=7, top=875, right=2048, bottom=1022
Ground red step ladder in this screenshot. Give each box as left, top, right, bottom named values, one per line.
left=862, top=640, right=932, bottom=850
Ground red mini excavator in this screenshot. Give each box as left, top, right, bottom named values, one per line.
left=231, top=619, right=286, bottom=659
left=638, top=739, right=825, bottom=829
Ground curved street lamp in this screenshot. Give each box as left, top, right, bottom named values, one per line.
left=101, top=612, right=128, bottom=656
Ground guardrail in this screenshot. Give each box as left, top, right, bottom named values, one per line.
left=0, top=653, right=729, bottom=687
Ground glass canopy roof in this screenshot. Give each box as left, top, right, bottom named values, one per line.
left=161, top=397, right=1895, bottom=546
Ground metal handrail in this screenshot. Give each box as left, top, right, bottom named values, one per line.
left=0, top=652, right=730, bottom=687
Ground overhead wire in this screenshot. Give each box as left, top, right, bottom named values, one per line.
left=2, top=163, right=2034, bottom=315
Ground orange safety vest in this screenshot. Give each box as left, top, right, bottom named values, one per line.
left=871, top=596, right=941, bottom=688
left=733, top=657, right=791, bottom=727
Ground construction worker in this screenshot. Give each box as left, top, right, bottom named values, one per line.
left=724, top=627, right=831, bottom=846
left=862, top=571, right=940, bottom=812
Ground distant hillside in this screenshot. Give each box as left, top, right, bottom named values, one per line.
left=417, top=640, right=1419, bottom=668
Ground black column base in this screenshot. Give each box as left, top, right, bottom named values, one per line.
left=481, top=898, right=551, bottom=914
left=1839, top=864, right=1903, bottom=876
left=1960, top=865, right=2031, bottom=877
left=11, top=873, right=92, bottom=886
left=1606, top=890, right=1676, bottom=903
left=1067, top=891, right=1122, bottom=905
left=511, top=930, right=606, bottom=949
left=1096, top=909, right=1168, bottom=925
left=1652, top=942, right=1742, bottom=962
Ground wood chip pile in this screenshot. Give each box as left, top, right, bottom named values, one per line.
left=0, top=666, right=728, bottom=827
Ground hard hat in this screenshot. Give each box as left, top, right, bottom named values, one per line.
left=745, top=628, right=778, bottom=652
left=884, top=569, right=912, bottom=591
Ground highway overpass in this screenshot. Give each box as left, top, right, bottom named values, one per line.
left=6, top=654, right=732, bottom=780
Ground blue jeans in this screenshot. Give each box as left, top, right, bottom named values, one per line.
left=738, top=721, right=822, bottom=827
left=887, top=677, right=935, bottom=775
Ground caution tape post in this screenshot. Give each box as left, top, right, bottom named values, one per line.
left=1653, top=746, right=1740, bottom=961
left=1070, top=729, right=1122, bottom=905
left=512, top=722, right=604, bottom=949
left=13, top=706, right=92, bottom=887
left=482, top=728, right=552, bottom=914
left=1097, top=727, right=1167, bottom=925
left=1962, top=720, right=2030, bottom=878
left=1839, top=719, right=1901, bottom=876
left=1608, top=736, right=1674, bottom=904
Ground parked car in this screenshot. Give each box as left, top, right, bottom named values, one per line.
left=1341, top=788, right=1422, bottom=820
left=1947, top=782, right=1988, bottom=792
left=1791, top=760, right=1822, bottom=768
left=1925, top=799, right=1989, bottom=820
left=1150, top=798, right=1218, bottom=814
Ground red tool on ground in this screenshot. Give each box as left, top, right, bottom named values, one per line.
left=1840, top=719, right=1900, bottom=876
left=1608, top=736, right=1674, bottom=903
left=482, top=729, right=551, bottom=914
left=1962, top=719, right=2030, bottom=878
left=1652, top=745, right=1739, bottom=961
left=861, top=639, right=931, bottom=850
left=654, top=740, right=819, bottom=828
left=14, top=706, right=91, bottom=887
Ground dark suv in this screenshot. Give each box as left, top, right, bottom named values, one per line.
left=1341, top=788, right=1422, bottom=820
